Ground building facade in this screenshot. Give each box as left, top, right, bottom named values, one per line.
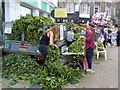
left=57, top=0, right=120, bottom=24
left=2, top=0, right=58, bottom=22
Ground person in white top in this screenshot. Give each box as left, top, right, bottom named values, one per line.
left=98, top=34, right=105, bottom=43
left=66, top=26, right=76, bottom=46
left=111, top=28, right=117, bottom=47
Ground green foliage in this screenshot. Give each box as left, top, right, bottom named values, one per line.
left=97, top=42, right=104, bottom=51
left=2, top=54, right=41, bottom=84
left=6, top=16, right=57, bottom=45
left=29, top=46, right=85, bottom=89
left=66, top=22, right=82, bottom=40
left=2, top=47, right=86, bottom=89
left=68, top=39, right=85, bottom=53
left=66, top=22, right=84, bottom=61
left=68, top=40, right=85, bottom=61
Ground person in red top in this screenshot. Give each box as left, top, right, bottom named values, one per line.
left=80, top=24, right=96, bottom=72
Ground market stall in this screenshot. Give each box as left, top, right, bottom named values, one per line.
left=92, top=12, right=113, bottom=27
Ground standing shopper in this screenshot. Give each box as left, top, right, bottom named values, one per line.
left=95, top=26, right=101, bottom=42
left=38, top=25, right=59, bottom=65
left=107, top=27, right=112, bottom=46
left=117, top=29, right=120, bottom=46
left=111, top=28, right=117, bottom=47
left=103, top=28, right=108, bottom=48
left=98, top=34, right=104, bottom=43
left=80, top=24, right=95, bottom=72
left=66, top=26, right=76, bottom=47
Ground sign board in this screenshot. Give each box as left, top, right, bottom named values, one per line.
left=54, top=8, right=67, bottom=18
left=79, top=14, right=90, bottom=18
left=4, top=28, right=12, bottom=34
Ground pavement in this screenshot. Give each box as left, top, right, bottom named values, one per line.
left=64, top=47, right=119, bottom=88
left=1, top=47, right=119, bottom=89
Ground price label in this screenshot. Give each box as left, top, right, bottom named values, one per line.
left=4, top=28, right=12, bottom=34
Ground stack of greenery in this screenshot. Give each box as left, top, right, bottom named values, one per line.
left=2, top=46, right=85, bottom=89
left=66, top=22, right=82, bottom=40
left=97, top=42, right=104, bottom=51
left=68, top=39, right=85, bottom=53
left=6, top=16, right=57, bottom=45
left=65, top=22, right=85, bottom=61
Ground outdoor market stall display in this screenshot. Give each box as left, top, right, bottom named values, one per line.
left=61, top=22, right=85, bottom=69
left=2, top=16, right=57, bottom=60
left=92, top=12, right=113, bottom=26
left=2, top=16, right=87, bottom=89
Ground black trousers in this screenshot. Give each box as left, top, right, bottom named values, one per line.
left=39, top=44, right=48, bottom=59
left=86, top=47, right=94, bottom=69
left=66, top=41, right=73, bottom=47
left=107, top=39, right=111, bottom=44
left=117, top=37, right=120, bottom=46
left=37, top=44, right=48, bottom=65
left=103, top=40, right=107, bottom=48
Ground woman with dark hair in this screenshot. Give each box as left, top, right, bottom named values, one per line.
left=80, top=24, right=95, bottom=72
left=38, top=25, right=60, bottom=65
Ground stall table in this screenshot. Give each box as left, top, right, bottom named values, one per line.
left=62, top=52, right=84, bottom=69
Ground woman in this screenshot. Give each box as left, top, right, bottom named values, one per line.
left=66, top=26, right=76, bottom=47
left=38, top=25, right=59, bottom=64
left=98, top=34, right=104, bottom=43
left=111, top=28, right=117, bottom=47
left=103, top=28, right=108, bottom=48
left=80, top=24, right=95, bottom=72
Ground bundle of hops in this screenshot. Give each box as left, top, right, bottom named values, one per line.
left=97, top=42, right=104, bottom=51
left=68, top=39, right=85, bottom=53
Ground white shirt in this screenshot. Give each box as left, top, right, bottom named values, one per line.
left=66, top=31, right=74, bottom=42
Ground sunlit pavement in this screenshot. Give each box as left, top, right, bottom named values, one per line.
left=64, top=47, right=119, bottom=88
left=1, top=47, right=119, bottom=88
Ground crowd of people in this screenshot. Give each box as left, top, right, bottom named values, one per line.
left=66, top=23, right=120, bottom=72
left=38, top=23, right=120, bottom=72
left=89, top=24, right=120, bottom=48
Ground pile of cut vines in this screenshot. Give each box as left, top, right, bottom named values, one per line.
left=2, top=46, right=86, bottom=89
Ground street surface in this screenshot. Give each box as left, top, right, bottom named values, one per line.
left=64, top=47, right=119, bottom=88
left=1, top=47, right=119, bottom=89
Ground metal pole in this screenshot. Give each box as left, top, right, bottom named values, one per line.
left=21, top=30, right=24, bottom=41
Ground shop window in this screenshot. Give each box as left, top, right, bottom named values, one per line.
left=80, top=3, right=88, bottom=14
left=94, top=4, right=100, bottom=14
left=39, top=12, right=43, bottom=16
left=75, top=4, right=79, bottom=12
left=20, top=6, right=32, bottom=16
left=66, top=2, right=74, bottom=13
left=106, top=7, right=111, bottom=16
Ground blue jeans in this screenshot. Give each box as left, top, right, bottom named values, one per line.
left=86, top=47, right=93, bottom=69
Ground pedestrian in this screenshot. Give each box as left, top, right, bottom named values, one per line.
left=116, top=28, right=120, bottom=46
left=103, top=28, right=108, bottom=48
left=99, top=25, right=104, bottom=35
left=107, top=27, right=112, bottom=46
left=111, top=28, right=117, bottom=47
left=95, top=26, right=101, bottom=42
left=98, top=34, right=104, bottom=43
left=66, top=26, right=76, bottom=47
left=38, top=25, right=59, bottom=65
left=80, top=24, right=95, bottom=72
